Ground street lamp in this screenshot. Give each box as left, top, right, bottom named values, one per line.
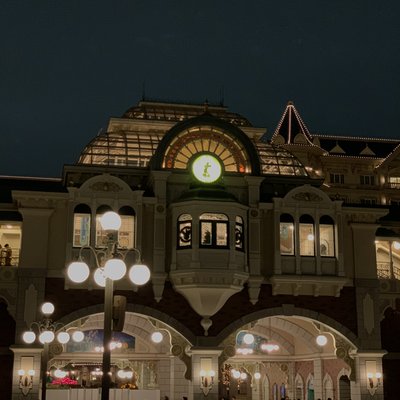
left=66, top=211, right=151, bottom=400
left=22, top=302, right=83, bottom=400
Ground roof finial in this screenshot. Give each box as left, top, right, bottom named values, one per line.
left=287, top=100, right=294, bottom=106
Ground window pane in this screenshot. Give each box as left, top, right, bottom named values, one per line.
left=280, top=222, right=294, bottom=255
left=300, top=223, right=314, bottom=256
left=200, top=213, right=228, bottom=221
left=320, top=224, right=334, bottom=257
left=216, top=222, right=228, bottom=246
left=96, top=216, right=108, bottom=247
left=235, top=223, right=244, bottom=250
left=118, top=215, right=134, bottom=248
left=73, top=214, right=91, bottom=247
left=179, top=221, right=192, bottom=247
left=201, top=222, right=212, bottom=245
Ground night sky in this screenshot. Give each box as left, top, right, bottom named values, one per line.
left=1, top=1, right=400, bottom=177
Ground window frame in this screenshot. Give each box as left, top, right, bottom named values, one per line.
left=199, top=213, right=229, bottom=249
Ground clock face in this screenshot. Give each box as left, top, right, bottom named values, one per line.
left=191, top=154, right=222, bottom=183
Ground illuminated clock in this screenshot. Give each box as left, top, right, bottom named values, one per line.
left=191, top=154, right=222, bottom=183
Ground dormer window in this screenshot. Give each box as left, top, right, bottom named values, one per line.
left=199, top=213, right=228, bottom=248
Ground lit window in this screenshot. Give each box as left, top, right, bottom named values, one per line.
left=96, top=205, right=112, bottom=248
left=178, top=214, right=192, bottom=248
left=73, top=204, right=91, bottom=247
left=235, top=216, right=244, bottom=251
left=319, top=215, right=335, bottom=257
left=280, top=214, right=294, bottom=255
left=0, top=221, right=22, bottom=266
left=199, top=213, right=228, bottom=248
left=389, top=176, right=400, bottom=189
left=118, top=206, right=135, bottom=249
left=95, top=206, right=135, bottom=248
left=299, top=215, right=315, bottom=256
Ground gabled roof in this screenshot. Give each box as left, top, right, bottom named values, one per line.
left=314, top=134, right=399, bottom=159
left=270, top=101, right=314, bottom=145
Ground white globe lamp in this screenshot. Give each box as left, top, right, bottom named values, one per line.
left=94, top=268, right=106, bottom=287
left=57, top=331, right=70, bottom=344
left=41, top=302, right=55, bottom=315
left=104, top=258, right=126, bottom=281
left=100, top=211, right=121, bottom=231
left=151, top=331, right=163, bottom=343
left=67, top=261, right=90, bottom=283
left=72, top=330, right=84, bottom=343
left=129, top=263, right=150, bottom=285
left=23, top=331, right=36, bottom=344
left=243, top=333, right=255, bottom=345
left=39, top=330, right=55, bottom=344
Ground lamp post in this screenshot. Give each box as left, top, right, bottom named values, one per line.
left=22, top=302, right=83, bottom=400
left=66, top=211, right=151, bottom=400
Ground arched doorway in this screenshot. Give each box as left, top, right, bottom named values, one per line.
left=338, top=375, right=350, bottom=400
left=218, top=314, right=356, bottom=400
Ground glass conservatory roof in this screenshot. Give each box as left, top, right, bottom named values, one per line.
left=78, top=128, right=307, bottom=177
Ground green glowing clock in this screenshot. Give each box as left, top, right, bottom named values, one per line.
left=191, top=154, right=222, bottom=183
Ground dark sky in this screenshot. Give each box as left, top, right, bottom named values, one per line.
left=1, top=0, right=400, bottom=177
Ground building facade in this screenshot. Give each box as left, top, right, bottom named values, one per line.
left=1, top=100, right=400, bottom=400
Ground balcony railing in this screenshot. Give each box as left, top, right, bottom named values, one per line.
left=377, top=262, right=400, bottom=280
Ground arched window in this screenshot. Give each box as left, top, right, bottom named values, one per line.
left=235, top=216, right=244, bottom=251
left=73, top=204, right=91, bottom=247
left=280, top=214, right=294, bottom=255
left=299, top=215, right=315, bottom=256
left=319, top=215, right=335, bottom=257
left=199, top=213, right=228, bottom=248
left=118, top=206, right=135, bottom=249
left=95, top=205, right=112, bottom=248
left=178, top=214, right=192, bottom=249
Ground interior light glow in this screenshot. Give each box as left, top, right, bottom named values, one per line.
left=243, top=333, right=255, bottom=345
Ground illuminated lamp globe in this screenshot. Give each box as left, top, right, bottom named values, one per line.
left=67, top=261, right=90, bottom=283
left=54, top=369, right=67, bottom=378
left=18, top=369, right=25, bottom=376
left=100, top=211, right=121, bottom=231
left=240, top=372, right=247, bottom=380
left=23, top=331, right=36, bottom=344
left=232, top=370, right=240, bottom=379
left=41, top=302, right=55, bottom=315
left=28, top=370, right=35, bottom=376
left=243, top=333, right=255, bottom=345
left=94, top=268, right=106, bottom=287
left=39, top=330, right=55, bottom=344
left=254, top=372, right=261, bottom=380
left=72, top=330, right=84, bottom=342
left=151, top=331, right=163, bottom=343
left=316, top=334, right=328, bottom=346
left=129, top=263, right=151, bottom=285
left=104, top=258, right=126, bottom=281
left=307, top=234, right=315, bottom=241
left=210, top=370, right=215, bottom=378
left=57, top=332, right=70, bottom=344
left=117, top=370, right=126, bottom=379
left=125, top=371, right=133, bottom=379
left=376, top=372, right=382, bottom=379
left=200, top=370, right=206, bottom=378
left=394, top=241, right=400, bottom=250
